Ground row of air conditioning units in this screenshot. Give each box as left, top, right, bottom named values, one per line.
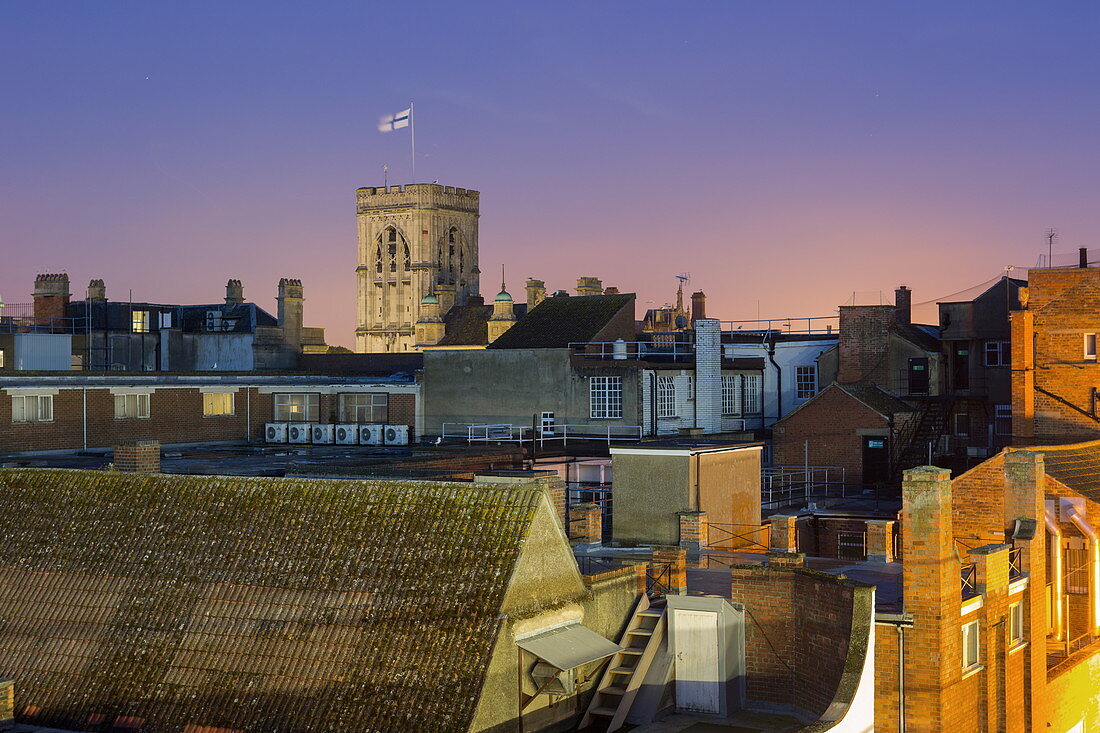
left=264, top=423, right=410, bottom=446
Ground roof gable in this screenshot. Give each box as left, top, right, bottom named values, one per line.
left=0, top=469, right=543, bottom=732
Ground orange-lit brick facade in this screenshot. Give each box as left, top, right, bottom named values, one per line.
left=869, top=452, right=1100, bottom=733
left=1012, top=265, right=1100, bottom=444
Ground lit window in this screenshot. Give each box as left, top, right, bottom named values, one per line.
left=795, top=365, right=817, bottom=400
left=0, top=349, right=4, bottom=368
left=114, top=393, right=150, bottom=419
left=1087, top=333, right=1098, bottom=361
left=743, top=374, right=762, bottom=415
left=274, top=393, right=319, bottom=422
left=722, top=374, right=741, bottom=416
left=657, top=376, right=676, bottom=418
left=590, top=376, right=623, bottom=419
left=995, top=405, right=1012, bottom=436
left=202, top=392, right=235, bottom=417
left=12, top=395, right=53, bottom=423
left=541, top=411, right=556, bottom=436
left=1009, top=602, right=1024, bottom=647
left=984, top=340, right=1010, bottom=367
left=962, top=620, right=980, bottom=670
left=339, top=393, right=388, bottom=423
left=131, top=310, right=149, bottom=333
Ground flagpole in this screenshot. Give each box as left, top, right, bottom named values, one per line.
left=409, top=101, right=416, bottom=184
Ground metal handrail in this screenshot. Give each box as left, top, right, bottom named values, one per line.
left=569, top=340, right=695, bottom=359
left=719, top=316, right=839, bottom=335
left=706, top=522, right=770, bottom=552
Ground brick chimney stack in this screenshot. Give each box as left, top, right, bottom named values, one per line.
left=225, top=279, right=244, bottom=305
left=837, top=305, right=894, bottom=384
left=33, top=273, right=70, bottom=323
left=691, top=291, right=707, bottom=323
left=277, top=278, right=304, bottom=350
left=86, top=279, right=106, bottom=302
left=1080, top=247, right=1089, bottom=269
left=895, top=285, right=912, bottom=325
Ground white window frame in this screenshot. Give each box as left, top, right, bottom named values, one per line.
left=743, top=374, right=762, bottom=415
left=114, top=393, right=150, bottom=420
left=159, top=311, right=173, bottom=329
left=721, top=374, right=741, bottom=416
left=275, top=393, right=319, bottom=422
left=131, top=310, right=149, bottom=333
left=962, top=620, right=980, bottom=671
left=338, top=393, right=388, bottom=423
left=1008, top=602, right=1024, bottom=647
left=1086, top=333, right=1098, bottom=361
left=984, top=340, right=1010, bottom=367
left=590, top=376, right=623, bottom=419
left=12, top=394, right=53, bottom=423
left=540, top=411, right=556, bottom=436
left=202, top=392, right=235, bottom=417
left=795, top=365, right=817, bottom=400
left=0, top=349, right=5, bottom=369
left=994, top=405, right=1012, bottom=436
left=656, top=376, right=676, bottom=418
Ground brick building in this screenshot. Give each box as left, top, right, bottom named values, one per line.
left=1012, top=255, right=1100, bottom=444
left=733, top=444, right=1100, bottom=732
left=0, top=373, right=418, bottom=455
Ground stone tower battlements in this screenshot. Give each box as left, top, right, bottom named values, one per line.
left=355, top=184, right=480, bottom=214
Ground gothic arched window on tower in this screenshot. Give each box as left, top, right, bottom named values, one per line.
left=459, top=247, right=465, bottom=273
left=403, top=244, right=411, bottom=271
left=389, top=241, right=397, bottom=273
left=375, top=246, right=383, bottom=274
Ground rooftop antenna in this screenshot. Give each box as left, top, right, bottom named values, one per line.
left=1047, top=228, right=1059, bottom=268
left=500, top=264, right=506, bottom=293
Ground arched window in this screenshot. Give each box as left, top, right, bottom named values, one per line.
left=376, top=226, right=407, bottom=275
left=403, top=244, right=411, bottom=271
left=459, top=247, right=464, bottom=273
left=375, top=246, right=383, bottom=274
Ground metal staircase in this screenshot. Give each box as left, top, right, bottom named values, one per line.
left=579, top=594, right=667, bottom=732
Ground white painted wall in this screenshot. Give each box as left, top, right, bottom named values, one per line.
left=723, top=338, right=837, bottom=426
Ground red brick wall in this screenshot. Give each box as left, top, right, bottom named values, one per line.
left=730, top=561, right=861, bottom=718
left=773, top=384, right=891, bottom=489
left=838, top=305, right=894, bottom=384
left=387, top=393, right=415, bottom=432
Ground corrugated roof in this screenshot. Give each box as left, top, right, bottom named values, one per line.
left=488, top=294, right=634, bottom=349
left=0, top=468, right=542, bottom=733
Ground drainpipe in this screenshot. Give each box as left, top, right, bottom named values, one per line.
left=82, top=387, right=87, bottom=452
left=1065, top=506, right=1100, bottom=634
left=766, top=335, right=782, bottom=425
left=897, top=625, right=906, bottom=733
left=1045, top=509, right=1065, bottom=640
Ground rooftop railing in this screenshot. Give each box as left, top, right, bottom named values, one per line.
left=569, top=340, right=695, bottom=360
left=440, top=422, right=643, bottom=445
left=719, top=316, right=839, bottom=336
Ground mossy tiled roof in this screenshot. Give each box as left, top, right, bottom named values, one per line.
left=0, top=469, right=543, bottom=733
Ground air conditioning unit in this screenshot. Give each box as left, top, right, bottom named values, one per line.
left=359, top=424, right=383, bottom=446
left=287, top=423, right=312, bottom=444
left=335, top=424, right=359, bottom=445
left=265, top=423, right=288, bottom=443
left=311, top=424, right=334, bottom=444
left=384, top=424, right=409, bottom=445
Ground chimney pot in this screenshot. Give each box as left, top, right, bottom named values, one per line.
left=894, top=285, right=912, bottom=325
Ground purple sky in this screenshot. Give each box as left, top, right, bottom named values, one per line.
left=4, top=2, right=1100, bottom=346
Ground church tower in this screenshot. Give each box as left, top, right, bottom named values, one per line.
left=355, top=183, right=480, bottom=352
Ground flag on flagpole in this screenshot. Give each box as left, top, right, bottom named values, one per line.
left=378, top=108, right=411, bottom=132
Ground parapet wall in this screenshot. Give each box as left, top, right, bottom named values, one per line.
left=355, top=184, right=480, bottom=214
left=731, top=556, right=874, bottom=723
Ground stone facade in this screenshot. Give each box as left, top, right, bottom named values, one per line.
left=355, top=184, right=480, bottom=353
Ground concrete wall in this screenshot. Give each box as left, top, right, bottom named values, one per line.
left=723, top=338, right=838, bottom=426
left=612, top=447, right=761, bottom=546
left=423, top=348, right=643, bottom=436
left=189, top=333, right=255, bottom=371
